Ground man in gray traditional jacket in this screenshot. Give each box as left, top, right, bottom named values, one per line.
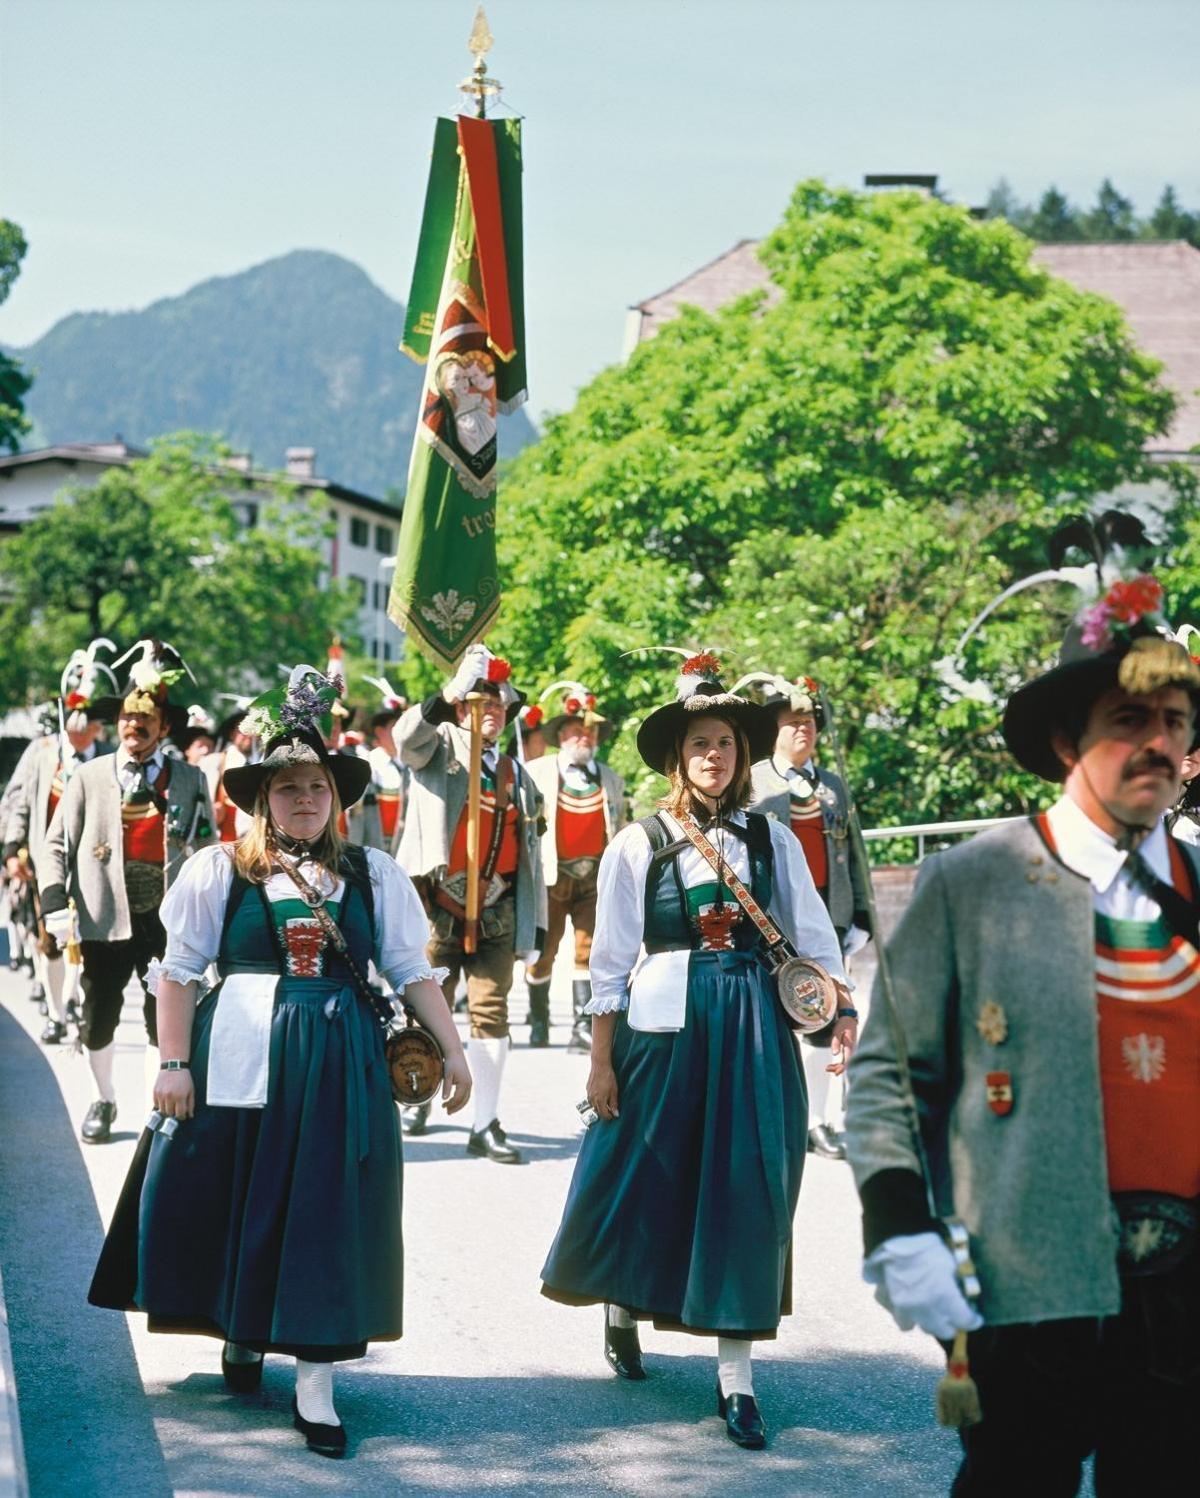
left=39, top=643, right=214, bottom=1144
left=846, top=589, right=1200, bottom=1495
left=395, top=643, right=546, bottom=1162
left=3, top=642, right=116, bottom=1043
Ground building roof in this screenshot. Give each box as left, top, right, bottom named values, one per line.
left=0, top=440, right=149, bottom=472
left=1031, top=242, right=1200, bottom=455
left=630, top=239, right=1200, bottom=455
left=630, top=239, right=779, bottom=342
left=0, top=443, right=401, bottom=523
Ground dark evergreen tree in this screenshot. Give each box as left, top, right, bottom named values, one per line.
left=1028, top=186, right=1084, bottom=242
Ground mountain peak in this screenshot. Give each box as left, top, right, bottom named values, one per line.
left=15, top=252, right=536, bottom=493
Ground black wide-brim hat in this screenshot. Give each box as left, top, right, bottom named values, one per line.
left=222, top=726, right=372, bottom=815
left=92, top=693, right=189, bottom=741
left=637, top=683, right=777, bottom=775
left=60, top=695, right=120, bottom=725
left=1003, top=629, right=1200, bottom=782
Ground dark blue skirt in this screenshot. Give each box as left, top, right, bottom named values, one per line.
left=94, top=975, right=404, bottom=1361
left=540, top=950, right=807, bottom=1339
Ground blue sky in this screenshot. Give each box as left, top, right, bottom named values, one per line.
left=1, top=0, right=1197, bottom=423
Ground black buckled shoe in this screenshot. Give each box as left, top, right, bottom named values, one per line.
left=603, top=1309, right=646, bottom=1380
left=221, top=1342, right=264, bottom=1393
left=41, top=1020, right=67, bottom=1046
left=716, top=1384, right=766, bottom=1448
left=80, top=1100, right=117, bottom=1144
left=807, top=1123, right=847, bottom=1160
left=292, top=1396, right=346, bottom=1458
left=402, top=1102, right=431, bottom=1136
left=466, top=1119, right=523, bottom=1163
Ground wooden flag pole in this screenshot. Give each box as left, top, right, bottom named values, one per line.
left=464, top=691, right=485, bottom=953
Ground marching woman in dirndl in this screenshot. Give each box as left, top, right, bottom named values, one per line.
left=89, top=669, right=470, bottom=1457
left=540, top=656, right=856, bottom=1448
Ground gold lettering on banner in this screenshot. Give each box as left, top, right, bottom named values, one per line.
left=460, top=508, right=497, bottom=539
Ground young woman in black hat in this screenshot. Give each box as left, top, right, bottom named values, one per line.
left=540, top=656, right=853, bottom=1449
left=89, top=668, right=471, bottom=1458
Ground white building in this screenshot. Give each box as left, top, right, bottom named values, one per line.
left=0, top=441, right=405, bottom=663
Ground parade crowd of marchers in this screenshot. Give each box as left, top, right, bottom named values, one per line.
left=2, top=538, right=1199, bottom=1490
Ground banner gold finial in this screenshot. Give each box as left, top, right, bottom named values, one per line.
left=460, top=4, right=501, bottom=118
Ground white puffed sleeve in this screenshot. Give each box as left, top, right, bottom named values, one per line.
left=766, top=819, right=849, bottom=985
left=157, top=844, right=236, bottom=986
left=585, top=822, right=654, bottom=1014
left=367, top=847, right=448, bottom=993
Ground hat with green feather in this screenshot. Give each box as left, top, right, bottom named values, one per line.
left=222, top=665, right=372, bottom=815
left=90, top=639, right=194, bottom=740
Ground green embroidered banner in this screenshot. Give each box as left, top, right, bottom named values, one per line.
left=389, top=115, right=526, bottom=670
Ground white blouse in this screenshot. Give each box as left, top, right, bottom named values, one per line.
left=588, top=810, right=847, bottom=1026
left=158, top=843, right=441, bottom=995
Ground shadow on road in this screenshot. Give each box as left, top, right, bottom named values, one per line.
left=123, top=1348, right=958, bottom=1497
left=0, top=1003, right=173, bottom=1498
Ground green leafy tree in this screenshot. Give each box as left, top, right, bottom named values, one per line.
left=0, top=434, right=358, bottom=706
left=1028, top=186, right=1084, bottom=242
left=0, top=220, right=32, bottom=454
left=1083, top=178, right=1138, bottom=241
left=489, top=179, right=1186, bottom=820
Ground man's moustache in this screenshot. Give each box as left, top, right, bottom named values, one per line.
left=1123, top=755, right=1177, bottom=779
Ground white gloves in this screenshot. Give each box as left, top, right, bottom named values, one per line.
left=42, top=907, right=74, bottom=942
left=842, top=923, right=870, bottom=958
left=443, top=643, right=492, bottom=704
left=863, top=1231, right=984, bottom=1340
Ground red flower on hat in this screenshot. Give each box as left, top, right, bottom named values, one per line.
left=65, top=692, right=88, bottom=710
left=524, top=705, right=544, bottom=729
left=800, top=676, right=818, bottom=694
left=585, top=693, right=597, bottom=710
left=564, top=696, right=581, bottom=715
left=1105, top=575, right=1164, bottom=624
left=486, top=657, right=512, bottom=684
left=682, top=653, right=721, bottom=677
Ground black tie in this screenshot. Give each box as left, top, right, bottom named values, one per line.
left=123, top=763, right=152, bottom=805
left=1123, top=849, right=1200, bottom=947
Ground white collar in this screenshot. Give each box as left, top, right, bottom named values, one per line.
left=116, top=744, right=164, bottom=776
left=1045, top=794, right=1172, bottom=895
left=773, top=752, right=816, bottom=787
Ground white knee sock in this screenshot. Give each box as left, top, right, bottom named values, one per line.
left=717, top=1337, right=755, bottom=1398
left=88, top=1041, right=116, bottom=1104
left=295, top=1358, right=339, bottom=1425
left=468, top=1035, right=509, bottom=1132
left=44, top=955, right=67, bottom=1024
left=607, top=1304, right=635, bottom=1329
left=803, top=1041, right=833, bottom=1127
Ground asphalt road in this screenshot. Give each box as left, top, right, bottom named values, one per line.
left=0, top=954, right=964, bottom=1498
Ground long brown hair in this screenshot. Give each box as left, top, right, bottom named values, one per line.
left=232, top=767, right=347, bottom=884
left=659, top=711, right=754, bottom=819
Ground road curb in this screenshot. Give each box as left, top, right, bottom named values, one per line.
left=0, top=1260, right=29, bottom=1498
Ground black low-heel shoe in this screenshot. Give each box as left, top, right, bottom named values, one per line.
left=292, top=1396, right=346, bottom=1457
left=221, top=1343, right=263, bottom=1393
left=603, top=1308, right=646, bottom=1380
left=716, top=1383, right=766, bottom=1448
